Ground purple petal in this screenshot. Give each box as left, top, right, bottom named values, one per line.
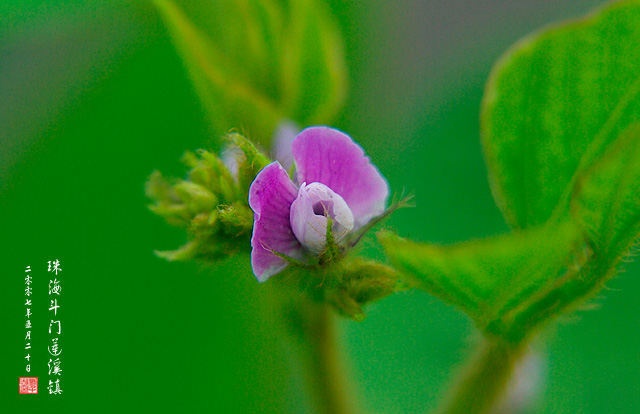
left=292, top=127, right=389, bottom=228
left=290, top=182, right=354, bottom=253
left=249, top=161, right=303, bottom=282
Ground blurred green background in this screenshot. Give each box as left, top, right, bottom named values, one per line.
left=2, top=0, right=638, bottom=412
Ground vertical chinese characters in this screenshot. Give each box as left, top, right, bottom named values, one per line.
left=47, top=260, right=63, bottom=395
left=24, top=266, right=32, bottom=373
left=19, top=265, right=38, bottom=395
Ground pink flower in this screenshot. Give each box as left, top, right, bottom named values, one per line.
left=249, top=126, right=389, bottom=281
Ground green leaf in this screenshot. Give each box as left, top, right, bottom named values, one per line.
left=278, top=0, right=347, bottom=125
left=154, top=0, right=346, bottom=146
left=571, top=123, right=640, bottom=262
left=382, top=123, right=640, bottom=341
left=380, top=223, right=584, bottom=340
left=482, top=0, right=640, bottom=229
left=380, top=0, right=640, bottom=347
left=381, top=124, right=640, bottom=341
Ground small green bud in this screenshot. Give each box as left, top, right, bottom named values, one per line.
left=182, top=150, right=238, bottom=202
left=149, top=203, right=191, bottom=226
left=147, top=135, right=263, bottom=264
left=226, top=133, right=272, bottom=195
left=146, top=171, right=191, bottom=225
left=207, top=209, right=219, bottom=226
left=218, top=202, right=254, bottom=232
left=145, top=170, right=177, bottom=202
left=155, top=240, right=199, bottom=261
left=174, top=180, right=217, bottom=212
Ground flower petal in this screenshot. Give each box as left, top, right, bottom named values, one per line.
left=292, top=127, right=389, bottom=228
left=290, top=182, right=354, bottom=253
left=249, top=161, right=302, bottom=281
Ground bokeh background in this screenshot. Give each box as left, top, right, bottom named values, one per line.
left=2, top=0, right=638, bottom=412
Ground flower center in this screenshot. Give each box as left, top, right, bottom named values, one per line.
left=290, top=182, right=354, bottom=253
left=312, top=200, right=333, bottom=216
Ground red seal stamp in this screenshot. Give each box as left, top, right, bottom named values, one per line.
left=19, top=377, right=38, bottom=394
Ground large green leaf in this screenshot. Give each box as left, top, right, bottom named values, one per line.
left=499, top=123, right=640, bottom=338
left=383, top=116, right=639, bottom=339
left=380, top=223, right=584, bottom=339
left=154, top=0, right=346, bottom=146
left=496, top=125, right=640, bottom=339
left=571, top=124, right=640, bottom=263
left=383, top=3, right=640, bottom=342
left=482, top=0, right=640, bottom=229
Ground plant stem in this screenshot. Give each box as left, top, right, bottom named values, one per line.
left=301, top=303, right=357, bottom=414
left=436, top=337, right=527, bottom=414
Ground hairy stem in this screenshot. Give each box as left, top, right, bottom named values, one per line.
left=436, top=337, right=527, bottom=414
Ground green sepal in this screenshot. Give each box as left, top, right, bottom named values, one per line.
left=346, top=193, right=414, bottom=247
left=341, top=260, right=406, bottom=304
left=319, top=216, right=341, bottom=264
left=328, top=260, right=404, bottom=321
left=269, top=250, right=405, bottom=321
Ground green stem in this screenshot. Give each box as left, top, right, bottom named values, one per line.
left=301, top=304, right=357, bottom=414
left=436, top=337, right=527, bottom=414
